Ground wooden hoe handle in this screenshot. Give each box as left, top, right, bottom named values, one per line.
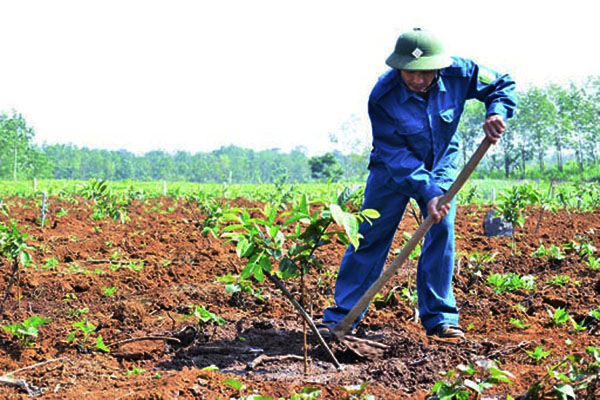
left=332, top=137, right=493, bottom=338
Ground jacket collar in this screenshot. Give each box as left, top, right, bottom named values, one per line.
left=395, top=71, right=446, bottom=104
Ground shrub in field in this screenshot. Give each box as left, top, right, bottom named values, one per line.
left=222, top=187, right=379, bottom=370
left=78, top=179, right=130, bottom=223
left=223, top=187, right=379, bottom=283
left=496, top=183, right=540, bottom=230
left=2, top=315, right=51, bottom=346
left=188, top=194, right=238, bottom=238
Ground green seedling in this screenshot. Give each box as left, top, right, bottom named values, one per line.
left=510, top=318, right=529, bottom=330
left=185, top=305, right=226, bottom=327
left=339, top=381, right=374, bottom=400
left=124, top=368, right=146, bottom=376
left=66, top=319, right=109, bottom=353
left=0, top=221, right=36, bottom=315
left=42, top=257, right=59, bottom=270
left=102, top=285, right=118, bottom=297
left=67, top=307, right=89, bottom=317
left=2, top=315, right=51, bottom=346
left=398, top=231, right=421, bottom=260
left=525, top=345, right=552, bottom=363
left=66, top=319, right=96, bottom=343
left=513, top=304, right=527, bottom=313
left=127, top=260, right=144, bottom=272
left=532, top=243, right=565, bottom=261
left=487, top=273, right=535, bottom=293
left=570, top=318, right=587, bottom=332
left=431, top=361, right=513, bottom=400
left=550, top=308, right=570, bottom=327
left=526, top=346, right=600, bottom=399
left=546, top=275, right=570, bottom=287
left=586, top=256, right=600, bottom=270
left=464, top=251, right=497, bottom=279
left=216, top=273, right=265, bottom=302
left=496, top=184, right=540, bottom=230
left=402, top=286, right=418, bottom=307
left=63, top=293, right=78, bottom=302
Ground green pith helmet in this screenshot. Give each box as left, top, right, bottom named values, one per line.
left=385, top=28, right=452, bottom=71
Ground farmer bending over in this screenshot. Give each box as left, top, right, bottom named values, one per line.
left=323, top=28, right=517, bottom=338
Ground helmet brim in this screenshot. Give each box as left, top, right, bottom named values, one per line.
left=386, top=53, right=453, bottom=71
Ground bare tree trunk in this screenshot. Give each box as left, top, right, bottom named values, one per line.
left=556, top=141, right=563, bottom=173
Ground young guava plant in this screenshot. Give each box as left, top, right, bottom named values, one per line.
left=223, top=186, right=379, bottom=369
left=78, top=179, right=130, bottom=224
left=0, top=221, right=35, bottom=316
left=496, top=183, right=540, bottom=237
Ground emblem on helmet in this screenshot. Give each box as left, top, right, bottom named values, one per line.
left=411, top=48, right=423, bottom=59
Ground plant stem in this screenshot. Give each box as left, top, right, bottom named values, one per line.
left=301, top=266, right=308, bottom=375
left=0, top=259, right=19, bottom=318
left=264, top=270, right=341, bottom=370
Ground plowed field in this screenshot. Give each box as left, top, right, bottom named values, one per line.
left=0, top=196, right=599, bottom=399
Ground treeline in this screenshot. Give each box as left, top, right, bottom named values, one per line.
left=1, top=76, right=599, bottom=183
left=459, top=76, right=600, bottom=180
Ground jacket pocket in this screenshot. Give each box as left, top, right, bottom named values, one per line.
left=393, top=117, right=427, bottom=136
left=439, top=107, right=456, bottom=123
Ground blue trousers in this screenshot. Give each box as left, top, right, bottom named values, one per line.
left=323, top=168, right=458, bottom=331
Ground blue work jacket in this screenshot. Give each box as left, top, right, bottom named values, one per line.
left=368, top=56, right=517, bottom=204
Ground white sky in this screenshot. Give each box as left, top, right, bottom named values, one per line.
left=0, top=0, right=598, bottom=156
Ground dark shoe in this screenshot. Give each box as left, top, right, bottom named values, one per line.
left=426, top=323, right=465, bottom=339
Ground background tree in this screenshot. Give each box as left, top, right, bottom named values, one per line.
left=512, top=87, right=554, bottom=174
left=0, top=111, right=42, bottom=180
left=456, top=101, right=485, bottom=169
left=308, top=153, right=343, bottom=182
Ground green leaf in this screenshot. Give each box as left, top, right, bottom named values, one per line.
left=463, top=379, right=482, bottom=394
left=553, top=383, right=576, bottom=400
left=236, top=238, right=253, bottom=259
left=361, top=208, right=380, bottom=219
left=330, top=204, right=360, bottom=249
left=279, top=258, right=298, bottom=279
left=224, top=377, right=244, bottom=390
left=96, top=335, right=110, bottom=352
left=20, top=251, right=31, bottom=267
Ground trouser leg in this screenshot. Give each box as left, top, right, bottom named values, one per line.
left=323, top=170, right=409, bottom=327
left=415, top=197, right=458, bottom=331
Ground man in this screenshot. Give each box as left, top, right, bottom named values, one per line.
left=323, top=28, right=517, bottom=338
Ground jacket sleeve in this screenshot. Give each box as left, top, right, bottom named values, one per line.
left=465, top=61, right=517, bottom=120
left=369, top=101, right=444, bottom=204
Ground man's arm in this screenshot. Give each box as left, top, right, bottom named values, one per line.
left=466, top=61, right=517, bottom=143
